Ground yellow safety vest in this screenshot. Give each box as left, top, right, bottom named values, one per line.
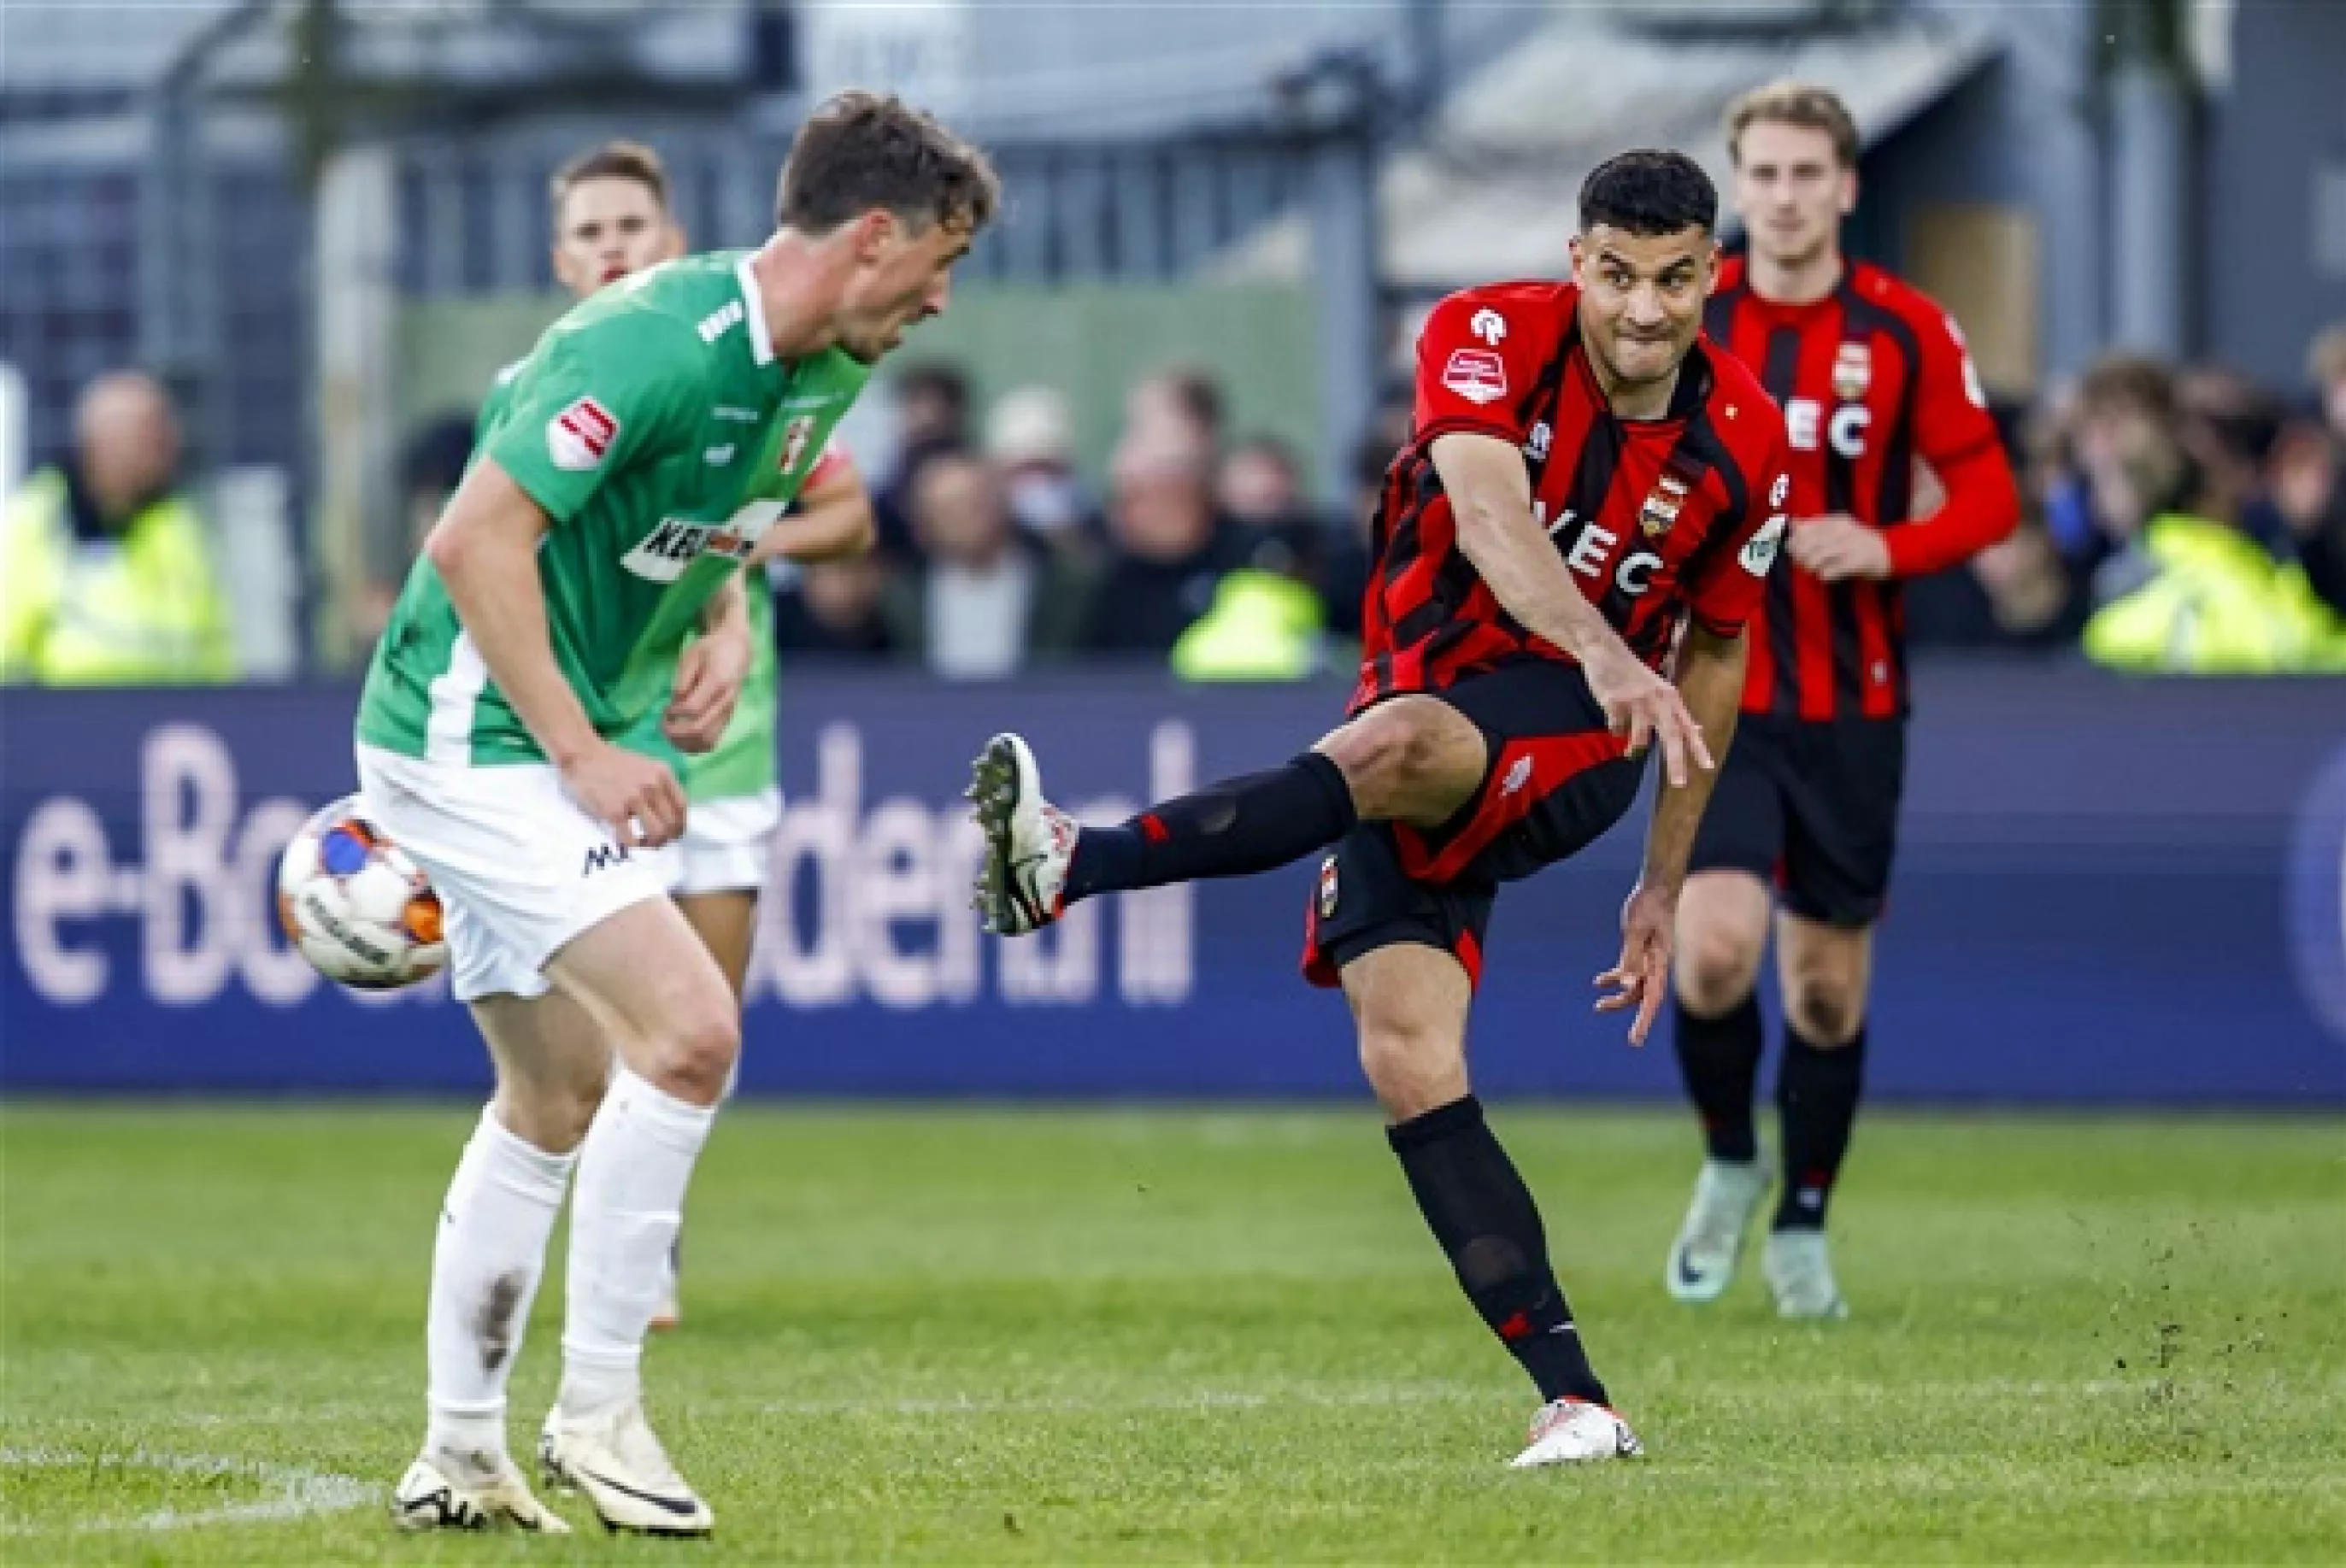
left=0, top=468, right=238, bottom=684
left=2084, top=514, right=2346, bottom=675
left=1172, top=568, right=1326, bottom=683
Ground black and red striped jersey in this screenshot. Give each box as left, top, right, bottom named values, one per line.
left=1351, top=280, right=1790, bottom=714
left=1705, top=256, right=2017, bottom=721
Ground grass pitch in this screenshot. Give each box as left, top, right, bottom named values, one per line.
left=3, top=1103, right=2341, bottom=1563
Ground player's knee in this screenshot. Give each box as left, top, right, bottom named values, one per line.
left=1677, top=919, right=1763, bottom=1014
left=1357, top=1018, right=1467, bottom=1121
left=1326, top=703, right=1469, bottom=819
left=644, top=1005, right=741, bottom=1107
left=1784, top=976, right=1864, bottom=1048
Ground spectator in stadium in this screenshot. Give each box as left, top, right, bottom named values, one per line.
left=1217, top=430, right=1373, bottom=649
left=881, top=448, right=1089, bottom=678
left=1078, top=420, right=1242, bottom=657
left=2273, top=320, right=2346, bottom=616
left=2075, top=354, right=2345, bottom=672
left=1902, top=402, right=2085, bottom=649
left=985, top=383, right=1098, bottom=551
left=1126, top=363, right=1225, bottom=453
left=871, top=361, right=972, bottom=558
left=1, top=371, right=235, bottom=684
left=770, top=555, right=901, bottom=659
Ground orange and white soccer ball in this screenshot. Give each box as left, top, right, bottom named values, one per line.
left=276, top=796, right=448, bottom=989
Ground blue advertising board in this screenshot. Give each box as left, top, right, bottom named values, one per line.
left=3, top=665, right=2343, bottom=1104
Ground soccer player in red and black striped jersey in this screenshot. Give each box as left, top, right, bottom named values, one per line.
left=968, top=151, right=1790, bottom=1467
left=1662, top=84, right=2020, bottom=1319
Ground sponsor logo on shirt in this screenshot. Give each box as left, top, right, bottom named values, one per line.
left=704, top=444, right=737, bottom=467
left=547, top=397, right=619, bottom=471
left=619, top=501, right=783, bottom=582
left=713, top=406, right=761, bottom=423
left=1442, top=348, right=1508, bottom=406
left=1471, top=308, right=1508, bottom=345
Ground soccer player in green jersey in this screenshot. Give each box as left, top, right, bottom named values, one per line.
left=356, top=94, right=995, bottom=1536
left=492, top=140, right=878, bottom=1336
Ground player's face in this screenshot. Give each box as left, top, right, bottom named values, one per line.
left=834, top=211, right=975, bottom=364
left=1732, top=121, right=1855, bottom=270
left=551, top=177, right=682, bottom=299
left=1572, top=224, right=1717, bottom=391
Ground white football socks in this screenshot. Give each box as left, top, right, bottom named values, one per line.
left=425, top=1103, right=576, bottom=1465
left=558, top=1068, right=717, bottom=1420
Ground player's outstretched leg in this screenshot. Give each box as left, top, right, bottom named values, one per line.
left=1665, top=872, right=1773, bottom=1303
left=1346, top=942, right=1641, bottom=1466
left=1763, top=916, right=1869, bottom=1319
left=969, top=719, right=1419, bottom=936
left=393, top=991, right=609, bottom=1535
left=537, top=899, right=737, bottom=1536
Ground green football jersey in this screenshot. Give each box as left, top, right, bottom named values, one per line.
left=357, top=250, right=867, bottom=767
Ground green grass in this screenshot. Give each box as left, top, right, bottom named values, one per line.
left=3, top=1103, right=2342, bottom=1564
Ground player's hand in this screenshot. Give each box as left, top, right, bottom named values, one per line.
left=1787, top=513, right=1891, bottom=581
left=1584, top=643, right=1713, bottom=790
left=562, top=741, right=686, bottom=849
left=662, top=626, right=753, bottom=755
left=1593, top=881, right=1676, bottom=1047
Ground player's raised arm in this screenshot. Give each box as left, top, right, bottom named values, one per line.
left=1433, top=431, right=1711, bottom=788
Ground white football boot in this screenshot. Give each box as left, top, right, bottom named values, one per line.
left=1665, top=1157, right=1769, bottom=1303
left=968, top=732, right=1078, bottom=936
left=391, top=1447, right=570, bottom=1534
left=539, top=1401, right=714, bottom=1536
left=1763, top=1228, right=1849, bottom=1320
left=1509, top=1398, right=1645, bottom=1467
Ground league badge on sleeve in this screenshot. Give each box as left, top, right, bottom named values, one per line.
left=548, top=396, right=619, bottom=471
left=1442, top=348, right=1508, bottom=406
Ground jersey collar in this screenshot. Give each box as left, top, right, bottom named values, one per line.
left=734, top=254, right=777, bottom=367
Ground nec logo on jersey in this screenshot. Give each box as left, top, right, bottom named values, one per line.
left=1784, top=397, right=1870, bottom=459
left=1442, top=349, right=1508, bottom=406
left=547, top=397, right=619, bottom=471
left=697, top=300, right=745, bottom=344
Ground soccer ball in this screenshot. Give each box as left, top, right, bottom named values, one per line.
left=276, top=796, right=448, bottom=990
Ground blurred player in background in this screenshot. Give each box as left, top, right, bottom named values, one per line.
left=498, top=141, right=877, bottom=1332
left=1664, top=83, right=2019, bottom=1318
left=357, top=95, right=992, bottom=1535
left=973, top=151, right=1788, bottom=1467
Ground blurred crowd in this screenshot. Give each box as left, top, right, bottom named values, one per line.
left=9, top=323, right=2346, bottom=686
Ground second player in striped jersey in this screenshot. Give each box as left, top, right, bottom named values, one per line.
left=1663, top=83, right=2020, bottom=1321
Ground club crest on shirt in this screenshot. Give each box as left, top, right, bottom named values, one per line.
left=1833, top=341, right=1873, bottom=402
left=1639, top=469, right=1693, bottom=538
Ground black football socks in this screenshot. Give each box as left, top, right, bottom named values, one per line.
left=1061, top=750, right=1356, bottom=902
left=1773, top=1023, right=1866, bottom=1230
left=1388, top=1096, right=1608, bottom=1407
left=1673, top=993, right=1764, bottom=1164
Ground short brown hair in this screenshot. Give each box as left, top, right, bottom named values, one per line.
left=1726, top=80, right=1861, bottom=168
left=549, top=139, right=671, bottom=220
left=777, top=91, right=999, bottom=237
left=2077, top=352, right=2182, bottom=425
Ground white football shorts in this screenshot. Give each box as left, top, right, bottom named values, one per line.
left=661, top=788, right=783, bottom=900
left=355, top=743, right=667, bottom=1004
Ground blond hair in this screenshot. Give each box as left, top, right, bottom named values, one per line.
left=1726, top=81, right=1861, bottom=169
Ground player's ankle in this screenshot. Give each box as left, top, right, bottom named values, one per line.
left=426, top=1401, right=512, bottom=1471
left=556, top=1348, right=640, bottom=1423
